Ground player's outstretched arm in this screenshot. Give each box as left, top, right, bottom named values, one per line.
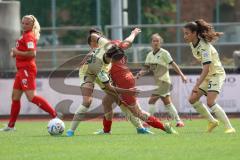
left=120, top=28, right=141, bottom=50
left=124, top=28, right=141, bottom=42
left=171, top=61, right=187, bottom=83
left=97, top=70, right=139, bottom=95
left=135, top=65, right=150, bottom=79
left=104, top=83, right=139, bottom=96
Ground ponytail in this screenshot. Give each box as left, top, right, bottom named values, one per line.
left=184, top=19, right=223, bottom=42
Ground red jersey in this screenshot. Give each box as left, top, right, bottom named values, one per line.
left=110, top=56, right=131, bottom=79
left=15, top=31, right=37, bottom=70
left=110, top=39, right=128, bottom=50
left=110, top=39, right=135, bottom=87
left=110, top=40, right=136, bottom=105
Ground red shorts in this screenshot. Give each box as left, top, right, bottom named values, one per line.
left=13, top=68, right=37, bottom=90
left=112, top=72, right=136, bottom=106
left=120, top=93, right=136, bottom=106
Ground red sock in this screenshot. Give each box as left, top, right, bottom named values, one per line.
left=103, top=116, right=112, bottom=133
left=8, top=100, right=21, bottom=128
left=31, top=96, right=57, bottom=118
left=146, top=116, right=165, bottom=131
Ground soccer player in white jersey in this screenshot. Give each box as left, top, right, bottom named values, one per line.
left=136, top=33, right=187, bottom=127
left=66, top=28, right=151, bottom=136
left=183, top=19, right=235, bottom=133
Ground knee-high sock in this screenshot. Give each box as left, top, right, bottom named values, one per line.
left=211, top=103, right=233, bottom=129
left=103, top=116, right=112, bottom=133
left=120, top=104, right=143, bottom=129
left=146, top=116, right=165, bottom=131
left=165, top=103, right=181, bottom=122
left=31, top=96, right=57, bottom=118
left=192, top=101, right=216, bottom=122
left=70, top=104, right=88, bottom=131
left=8, top=100, right=21, bottom=128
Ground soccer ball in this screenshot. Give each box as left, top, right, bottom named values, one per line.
left=47, top=118, right=65, bottom=136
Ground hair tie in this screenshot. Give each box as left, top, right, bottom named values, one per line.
left=193, top=21, right=198, bottom=26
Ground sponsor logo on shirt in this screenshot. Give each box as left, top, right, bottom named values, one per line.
left=202, top=51, right=209, bottom=58
left=27, top=42, right=34, bottom=49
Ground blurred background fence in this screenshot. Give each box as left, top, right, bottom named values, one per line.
left=1, top=0, right=240, bottom=71
left=35, top=22, right=240, bottom=71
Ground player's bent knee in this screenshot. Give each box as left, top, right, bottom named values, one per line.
left=12, top=90, right=22, bottom=101
left=25, top=93, right=35, bottom=102
left=27, top=96, right=34, bottom=102
left=81, top=83, right=94, bottom=96
left=207, top=101, right=215, bottom=108
left=188, top=97, right=196, bottom=104
left=82, top=101, right=91, bottom=108
left=12, top=94, right=20, bottom=101
left=148, top=98, right=157, bottom=104
left=82, top=95, right=92, bottom=106
left=81, top=82, right=94, bottom=89
left=161, top=97, right=171, bottom=105
left=102, top=99, right=109, bottom=107
left=82, top=97, right=92, bottom=108
left=102, top=98, right=114, bottom=108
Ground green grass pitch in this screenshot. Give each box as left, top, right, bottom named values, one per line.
left=0, top=119, right=239, bottom=160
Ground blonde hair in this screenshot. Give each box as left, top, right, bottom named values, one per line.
left=151, top=33, right=164, bottom=43
left=23, top=15, right=41, bottom=40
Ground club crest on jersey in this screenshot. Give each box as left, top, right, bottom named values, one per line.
left=22, top=79, right=28, bottom=86
left=27, top=42, right=34, bottom=49
left=202, top=51, right=209, bottom=58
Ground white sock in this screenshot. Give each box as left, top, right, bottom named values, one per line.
left=211, top=103, right=233, bottom=129
left=70, top=104, right=88, bottom=131
left=120, top=104, right=143, bottom=129
left=148, top=104, right=156, bottom=115
left=165, top=103, right=181, bottom=122
left=192, top=101, right=216, bottom=122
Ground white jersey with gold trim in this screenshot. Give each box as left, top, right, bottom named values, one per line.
left=190, top=39, right=225, bottom=76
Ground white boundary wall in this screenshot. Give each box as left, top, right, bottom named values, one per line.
left=0, top=74, right=240, bottom=115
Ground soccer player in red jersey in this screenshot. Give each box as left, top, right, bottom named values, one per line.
left=66, top=28, right=151, bottom=136
left=92, top=29, right=153, bottom=134
left=101, top=45, right=178, bottom=134
left=0, top=15, right=57, bottom=131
